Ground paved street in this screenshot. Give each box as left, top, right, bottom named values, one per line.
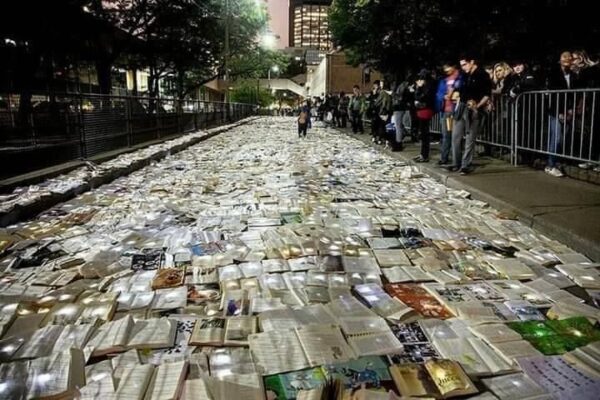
left=1, top=117, right=600, bottom=399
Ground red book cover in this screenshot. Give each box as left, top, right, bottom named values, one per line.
left=384, top=283, right=453, bottom=319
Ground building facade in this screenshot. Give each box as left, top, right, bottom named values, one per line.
left=289, top=0, right=333, bottom=50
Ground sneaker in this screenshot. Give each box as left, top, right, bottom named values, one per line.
left=594, top=166, right=600, bottom=173
left=414, top=156, right=429, bottom=163
left=438, top=160, right=449, bottom=165
left=371, top=137, right=376, bottom=143
left=578, top=162, right=594, bottom=170
left=545, top=167, right=564, bottom=177
left=459, top=168, right=470, bottom=175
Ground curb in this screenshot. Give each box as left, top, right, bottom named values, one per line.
left=338, top=128, right=600, bottom=262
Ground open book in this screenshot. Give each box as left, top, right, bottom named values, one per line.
left=390, top=359, right=478, bottom=398
left=127, top=317, right=177, bottom=349
left=25, top=348, right=86, bottom=400
left=189, top=316, right=257, bottom=346
left=249, top=324, right=355, bottom=375
left=433, top=337, right=513, bottom=376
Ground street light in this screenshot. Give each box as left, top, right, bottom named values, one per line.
left=268, top=65, right=280, bottom=81
left=261, top=33, right=277, bottom=49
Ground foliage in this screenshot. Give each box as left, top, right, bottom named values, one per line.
left=229, top=80, right=274, bottom=107
left=329, top=0, right=600, bottom=78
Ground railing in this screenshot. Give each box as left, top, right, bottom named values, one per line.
left=0, top=93, right=257, bottom=179
left=429, top=89, right=600, bottom=167
left=513, top=89, right=599, bottom=165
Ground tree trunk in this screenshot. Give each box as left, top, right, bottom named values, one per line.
left=96, top=57, right=112, bottom=95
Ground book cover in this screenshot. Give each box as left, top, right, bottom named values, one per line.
left=384, top=283, right=452, bottom=319
left=264, top=367, right=326, bottom=400
left=321, top=356, right=395, bottom=392
left=187, top=283, right=221, bottom=304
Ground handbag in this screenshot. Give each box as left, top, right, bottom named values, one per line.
left=416, top=108, right=434, bottom=120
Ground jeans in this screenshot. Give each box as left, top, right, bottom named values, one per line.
left=298, top=123, right=308, bottom=137
left=418, top=118, right=431, bottom=159
left=392, top=111, right=408, bottom=145
left=548, top=115, right=566, bottom=168
left=350, top=110, right=363, bottom=133
left=440, top=112, right=453, bottom=163
left=452, top=109, right=484, bottom=170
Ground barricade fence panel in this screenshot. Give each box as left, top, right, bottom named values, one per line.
left=514, top=89, right=600, bottom=165
left=427, top=89, right=599, bottom=166
left=0, top=93, right=257, bottom=179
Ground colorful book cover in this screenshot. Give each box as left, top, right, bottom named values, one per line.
left=264, top=367, right=326, bottom=400
left=389, top=343, right=440, bottom=364
left=384, top=283, right=452, bottom=319
left=322, top=356, right=395, bottom=392
left=508, top=317, right=600, bottom=355
left=391, top=322, right=429, bottom=343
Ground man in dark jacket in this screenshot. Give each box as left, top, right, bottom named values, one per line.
left=450, top=56, right=492, bottom=174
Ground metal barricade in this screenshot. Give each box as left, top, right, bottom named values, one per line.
left=513, top=89, right=599, bottom=166
left=0, top=92, right=256, bottom=178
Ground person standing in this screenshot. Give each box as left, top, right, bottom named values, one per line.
left=435, top=63, right=463, bottom=165
left=413, top=69, right=436, bottom=162
left=297, top=102, right=309, bottom=138
left=451, top=56, right=492, bottom=174
left=544, top=51, right=580, bottom=177
left=338, top=92, right=350, bottom=129
left=391, top=78, right=412, bottom=151
left=371, top=80, right=392, bottom=145
left=349, top=85, right=365, bottom=134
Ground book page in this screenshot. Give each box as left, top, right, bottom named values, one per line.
left=347, top=330, right=403, bottom=356
left=189, top=318, right=225, bottom=346
left=482, top=373, right=549, bottom=400
left=517, top=356, right=600, bottom=400
left=114, top=363, right=155, bottom=400
left=469, top=323, right=522, bottom=344
left=491, top=340, right=543, bottom=366
left=208, top=347, right=256, bottom=378
left=205, top=373, right=264, bottom=400
left=26, top=349, right=84, bottom=400
left=338, top=316, right=390, bottom=336
left=14, top=324, right=63, bottom=360
left=433, top=337, right=490, bottom=376
left=468, top=337, right=513, bottom=374
left=248, top=329, right=310, bottom=375
left=87, top=315, right=134, bottom=356
left=295, top=324, right=355, bottom=366
left=52, top=323, right=96, bottom=352
left=181, top=379, right=212, bottom=400
left=224, top=316, right=257, bottom=345
left=147, top=360, right=188, bottom=400
left=127, top=318, right=176, bottom=349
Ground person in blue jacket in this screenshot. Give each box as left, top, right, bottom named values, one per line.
left=435, top=63, right=463, bottom=165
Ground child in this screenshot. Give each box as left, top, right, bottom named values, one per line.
left=298, top=104, right=309, bottom=138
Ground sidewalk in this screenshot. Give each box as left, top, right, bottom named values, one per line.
left=340, top=127, right=600, bottom=262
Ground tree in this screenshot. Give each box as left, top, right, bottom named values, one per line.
left=229, top=80, right=274, bottom=107
left=329, top=0, right=600, bottom=78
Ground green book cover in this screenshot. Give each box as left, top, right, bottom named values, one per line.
left=281, top=212, right=303, bottom=224
left=508, top=320, right=557, bottom=340
left=321, top=356, right=395, bottom=392
left=264, top=367, right=326, bottom=400
left=545, top=317, right=600, bottom=344
left=509, top=317, right=600, bottom=355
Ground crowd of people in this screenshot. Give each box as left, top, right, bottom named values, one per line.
left=297, top=50, right=600, bottom=177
